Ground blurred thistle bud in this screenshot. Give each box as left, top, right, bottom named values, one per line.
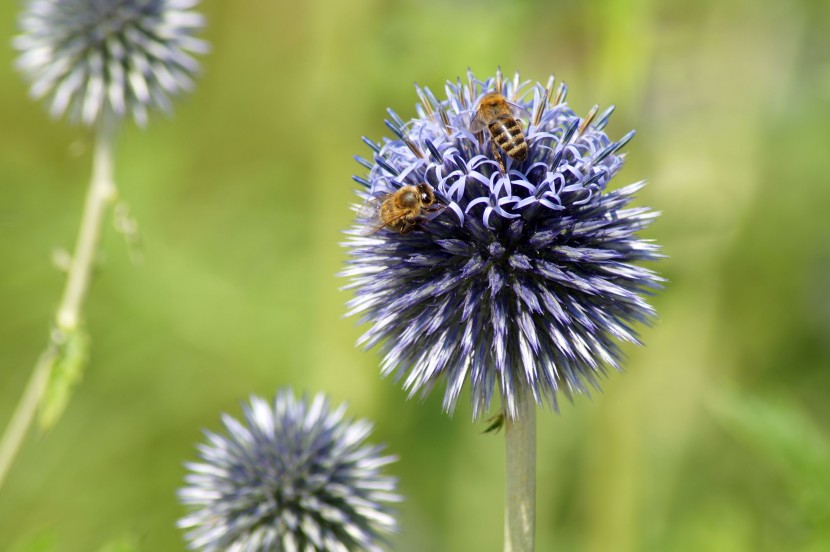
left=13, top=0, right=209, bottom=127
left=178, top=389, right=401, bottom=552
left=342, top=69, right=663, bottom=420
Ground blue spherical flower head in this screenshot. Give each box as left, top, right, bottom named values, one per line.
left=13, top=0, right=209, bottom=126
left=343, top=69, right=663, bottom=420
left=178, top=389, right=401, bottom=552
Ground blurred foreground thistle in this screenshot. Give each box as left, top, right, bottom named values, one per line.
left=179, top=389, right=401, bottom=551
left=343, top=69, right=663, bottom=550
left=0, top=0, right=208, bottom=490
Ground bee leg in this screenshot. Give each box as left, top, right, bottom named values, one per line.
left=490, top=138, right=506, bottom=174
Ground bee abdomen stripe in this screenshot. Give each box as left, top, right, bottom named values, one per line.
left=507, top=136, right=527, bottom=147
left=495, top=132, right=511, bottom=146
left=506, top=142, right=528, bottom=156
left=490, top=120, right=521, bottom=133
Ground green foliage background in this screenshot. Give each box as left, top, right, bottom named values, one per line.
left=1, top=0, right=829, bottom=550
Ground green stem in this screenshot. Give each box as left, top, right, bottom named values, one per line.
left=57, top=116, right=118, bottom=330
left=0, top=347, right=57, bottom=491
left=0, top=116, right=117, bottom=492
left=504, top=389, right=537, bottom=552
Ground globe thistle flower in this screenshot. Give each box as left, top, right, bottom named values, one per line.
left=13, top=0, right=209, bottom=126
left=342, top=69, right=663, bottom=420
left=178, top=389, right=401, bottom=552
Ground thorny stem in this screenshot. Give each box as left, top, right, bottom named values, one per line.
left=504, top=388, right=537, bottom=552
left=0, top=116, right=117, bottom=492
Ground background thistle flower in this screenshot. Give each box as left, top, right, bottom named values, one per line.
left=178, top=389, right=401, bottom=552
left=0, top=0, right=210, bottom=494
left=13, top=0, right=209, bottom=126
left=343, top=69, right=663, bottom=420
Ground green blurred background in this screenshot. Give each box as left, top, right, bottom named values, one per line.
left=1, top=0, right=829, bottom=550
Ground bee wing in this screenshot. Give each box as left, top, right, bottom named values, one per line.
left=356, top=196, right=399, bottom=236
left=469, top=111, right=487, bottom=133
left=359, top=221, right=389, bottom=236
left=506, top=101, right=532, bottom=122
left=359, top=211, right=415, bottom=236
left=356, top=196, right=385, bottom=225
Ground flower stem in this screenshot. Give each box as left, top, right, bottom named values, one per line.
left=57, top=116, right=118, bottom=331
left=504, top=389, right=536, bottom=552
left=0, top=116, right=117, bottom=492
left=0, top=346, right=57, bottom=491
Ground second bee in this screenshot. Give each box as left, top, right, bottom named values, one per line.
left=470, top=92, right=530, bottom=170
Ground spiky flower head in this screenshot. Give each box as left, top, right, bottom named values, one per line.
left=13, top=0, right=209, bottom=127
left=178, top=389, right=401, bottom=552
left=342, top=69, right=663, bottom=420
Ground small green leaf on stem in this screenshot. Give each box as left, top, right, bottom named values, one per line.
left=38, top=327, right=89, bottom=431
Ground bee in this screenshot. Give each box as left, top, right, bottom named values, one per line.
left=359, top=182, right=441, bottom=235
left=470, top=92, right=531, bottom=170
